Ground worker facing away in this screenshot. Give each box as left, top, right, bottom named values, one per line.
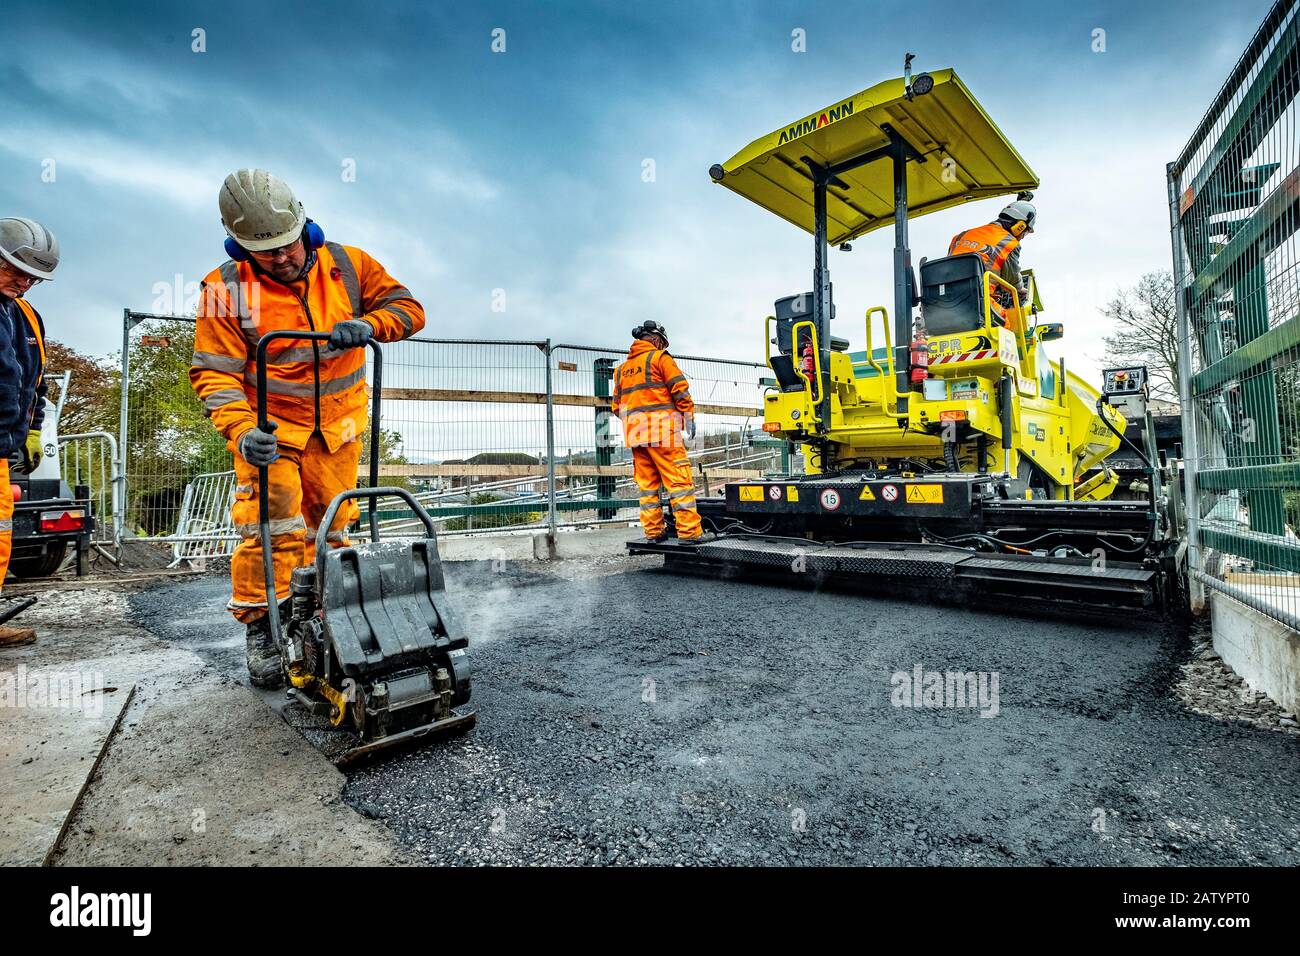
left=948, top=193, right=1037, bottom=318
left=611, top=320, right=701, bottom=542
left=0, top=217, right=55, bottom=648
left=190, top=169, right=425, bottom=688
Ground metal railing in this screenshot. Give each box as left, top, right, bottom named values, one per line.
left=1169, top=0, right=1300, bottom=625
left=58, top=431, right=122, bottom=552
left=116, top=313, right=790, bottom=557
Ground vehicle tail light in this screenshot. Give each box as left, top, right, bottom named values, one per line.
left=940, top=410, right=967, bottom=422
left=762, top=422, right=781, bottom=432
left=39, top=509, right=86, bottom=533
left=9, top=484, right=20, bottom=503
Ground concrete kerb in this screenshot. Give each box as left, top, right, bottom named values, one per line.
left=433, top=525, right=644, bottom=563
left=1210, top=591, right=1300, bottom=715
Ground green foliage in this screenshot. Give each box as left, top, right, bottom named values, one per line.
left=120, top=321, right=230, bottom=533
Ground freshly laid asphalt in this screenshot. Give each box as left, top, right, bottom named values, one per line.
left=131, top=556, right=1300, bottom=865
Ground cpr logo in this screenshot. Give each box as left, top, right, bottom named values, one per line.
left=819, top=489, right=841, bottom=510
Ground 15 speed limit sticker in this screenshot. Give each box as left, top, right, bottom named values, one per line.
left=880, top=484, right=900, bottom=502
left=819, top=489, right=841, bottom=510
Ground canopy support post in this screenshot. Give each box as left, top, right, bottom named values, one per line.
left=888, top=126, right=913, bottom=413
left=812, top=176, right=833, bottom=443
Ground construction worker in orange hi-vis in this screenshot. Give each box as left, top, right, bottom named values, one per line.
left=948, top=192, right=1037, bottom=327
left=611, top=320, right=701, bottom=542
left=190, top=169, right=425, bottom=688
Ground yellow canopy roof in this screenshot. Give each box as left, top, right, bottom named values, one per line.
left=710, top=69, right=1038, bottom=245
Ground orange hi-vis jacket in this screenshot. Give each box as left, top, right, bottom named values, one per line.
left=949, top=222, right=1020, bottom=280
left=611, top=339, right=695, bottom=448
left=190, top=242, right=424, bottom=453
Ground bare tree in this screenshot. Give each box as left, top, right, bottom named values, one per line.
left=1101, top=270, right=1180, bottom=403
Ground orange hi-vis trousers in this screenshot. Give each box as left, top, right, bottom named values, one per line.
left=228, top=433, right=361, bottom=623
left=633, top=444, right=701, bottom=539
left=0, top=460, right=12, bottom=588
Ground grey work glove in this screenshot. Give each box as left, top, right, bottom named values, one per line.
left=238, top=422, right=279, bottom=466
left=328, top=319, right=373, bottom=352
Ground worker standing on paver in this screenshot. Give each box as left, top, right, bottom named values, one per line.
left=190, top=169, right=425, bottom=688
left=0, top=218, right=56, bottom=648
left=948, top=193, right=1037, bottom=319
left=611, top=321, right=701, bottom=542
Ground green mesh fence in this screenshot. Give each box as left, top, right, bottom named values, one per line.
left=1170, top=0, right=1300, bottom=626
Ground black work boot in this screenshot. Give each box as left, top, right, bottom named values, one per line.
left=245, top=614, right=284, bottom=689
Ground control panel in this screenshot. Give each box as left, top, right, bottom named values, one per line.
left=1102, top=366, right=1148, bottom=397
left=1101, top=366, right=1149, bottom=420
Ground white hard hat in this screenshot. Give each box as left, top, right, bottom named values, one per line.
left=219, top=169, right=306, bottom=251
left=999, top=199, right=1037, bottom=233
left=0, top=217, right=59, bottom=280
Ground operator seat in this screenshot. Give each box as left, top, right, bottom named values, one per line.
left=768, top=292, right=849, bottom=392
left=919, top=253, right=993, bottom=335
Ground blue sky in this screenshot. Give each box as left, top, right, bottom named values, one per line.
left=0, top=0, right=1276, bottom=383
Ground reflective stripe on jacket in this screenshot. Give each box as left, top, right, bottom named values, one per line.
left=14, top=298, right=46, bottom=433
left=611, top=339, right=694, bottom=448
left=190, top=242, right=424, bottom=452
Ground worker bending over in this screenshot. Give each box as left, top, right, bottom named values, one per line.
left=0, top=218, right=56, bottom=647
left=190, top=169, right=425, bottom=688
left=612, top=321, right=701, bottom=542
left=948, top=193, right=1037, bottom=318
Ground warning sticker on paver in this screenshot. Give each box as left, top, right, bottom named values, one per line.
left=768, top=485, right=783, bottom=501
left=859, top=485, right=876, bottom=501
left=739, top=486, right=763, bottom=501
left=819, top=489, right=841, bottom=510
left=905, top=484, right=944, bottom=504
left=786, top=487, right=799, bottom=502
left=880, top=484, right=900, bottom=502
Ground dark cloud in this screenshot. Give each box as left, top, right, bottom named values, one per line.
left=0, top=0, right=1275, bottom=374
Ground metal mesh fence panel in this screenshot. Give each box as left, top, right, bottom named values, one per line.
left=121, top=314, right=233, bottom=539
left=57, top=432, right=120, bottom=547
left=118, top=316, right=783, bottom=549
left=1170, top=0, right=1300, bottom=627
left=373, top=337, right=553, bottom=535
left=547, top=344, right=784, bottom=527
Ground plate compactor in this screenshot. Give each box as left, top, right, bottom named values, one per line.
left=256, top=332, right=475, bottom=766
left=630, top=64, right=1188, bottom=618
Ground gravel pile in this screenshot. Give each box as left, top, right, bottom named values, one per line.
left=1176, top=623, right=1299, bottom=734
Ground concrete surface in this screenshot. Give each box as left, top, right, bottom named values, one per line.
left=0, top=584, right=410, bottom=866
left=0, top=596, right=133, bottom=866
left=431, top=523, right=642, bottom=563
left=132, top=556, right=1300, bottom=866
left=1210, top=590, right=1300, bottom=714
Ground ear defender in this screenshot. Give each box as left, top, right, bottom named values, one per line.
left=224, top=219, right=323, bottom=261
left=1011, top=221, right=1027, bottom=238
left=224, top=236, right=250, bottom=261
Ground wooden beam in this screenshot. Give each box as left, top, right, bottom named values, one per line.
left=380, top=387, right=760, bottom=418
